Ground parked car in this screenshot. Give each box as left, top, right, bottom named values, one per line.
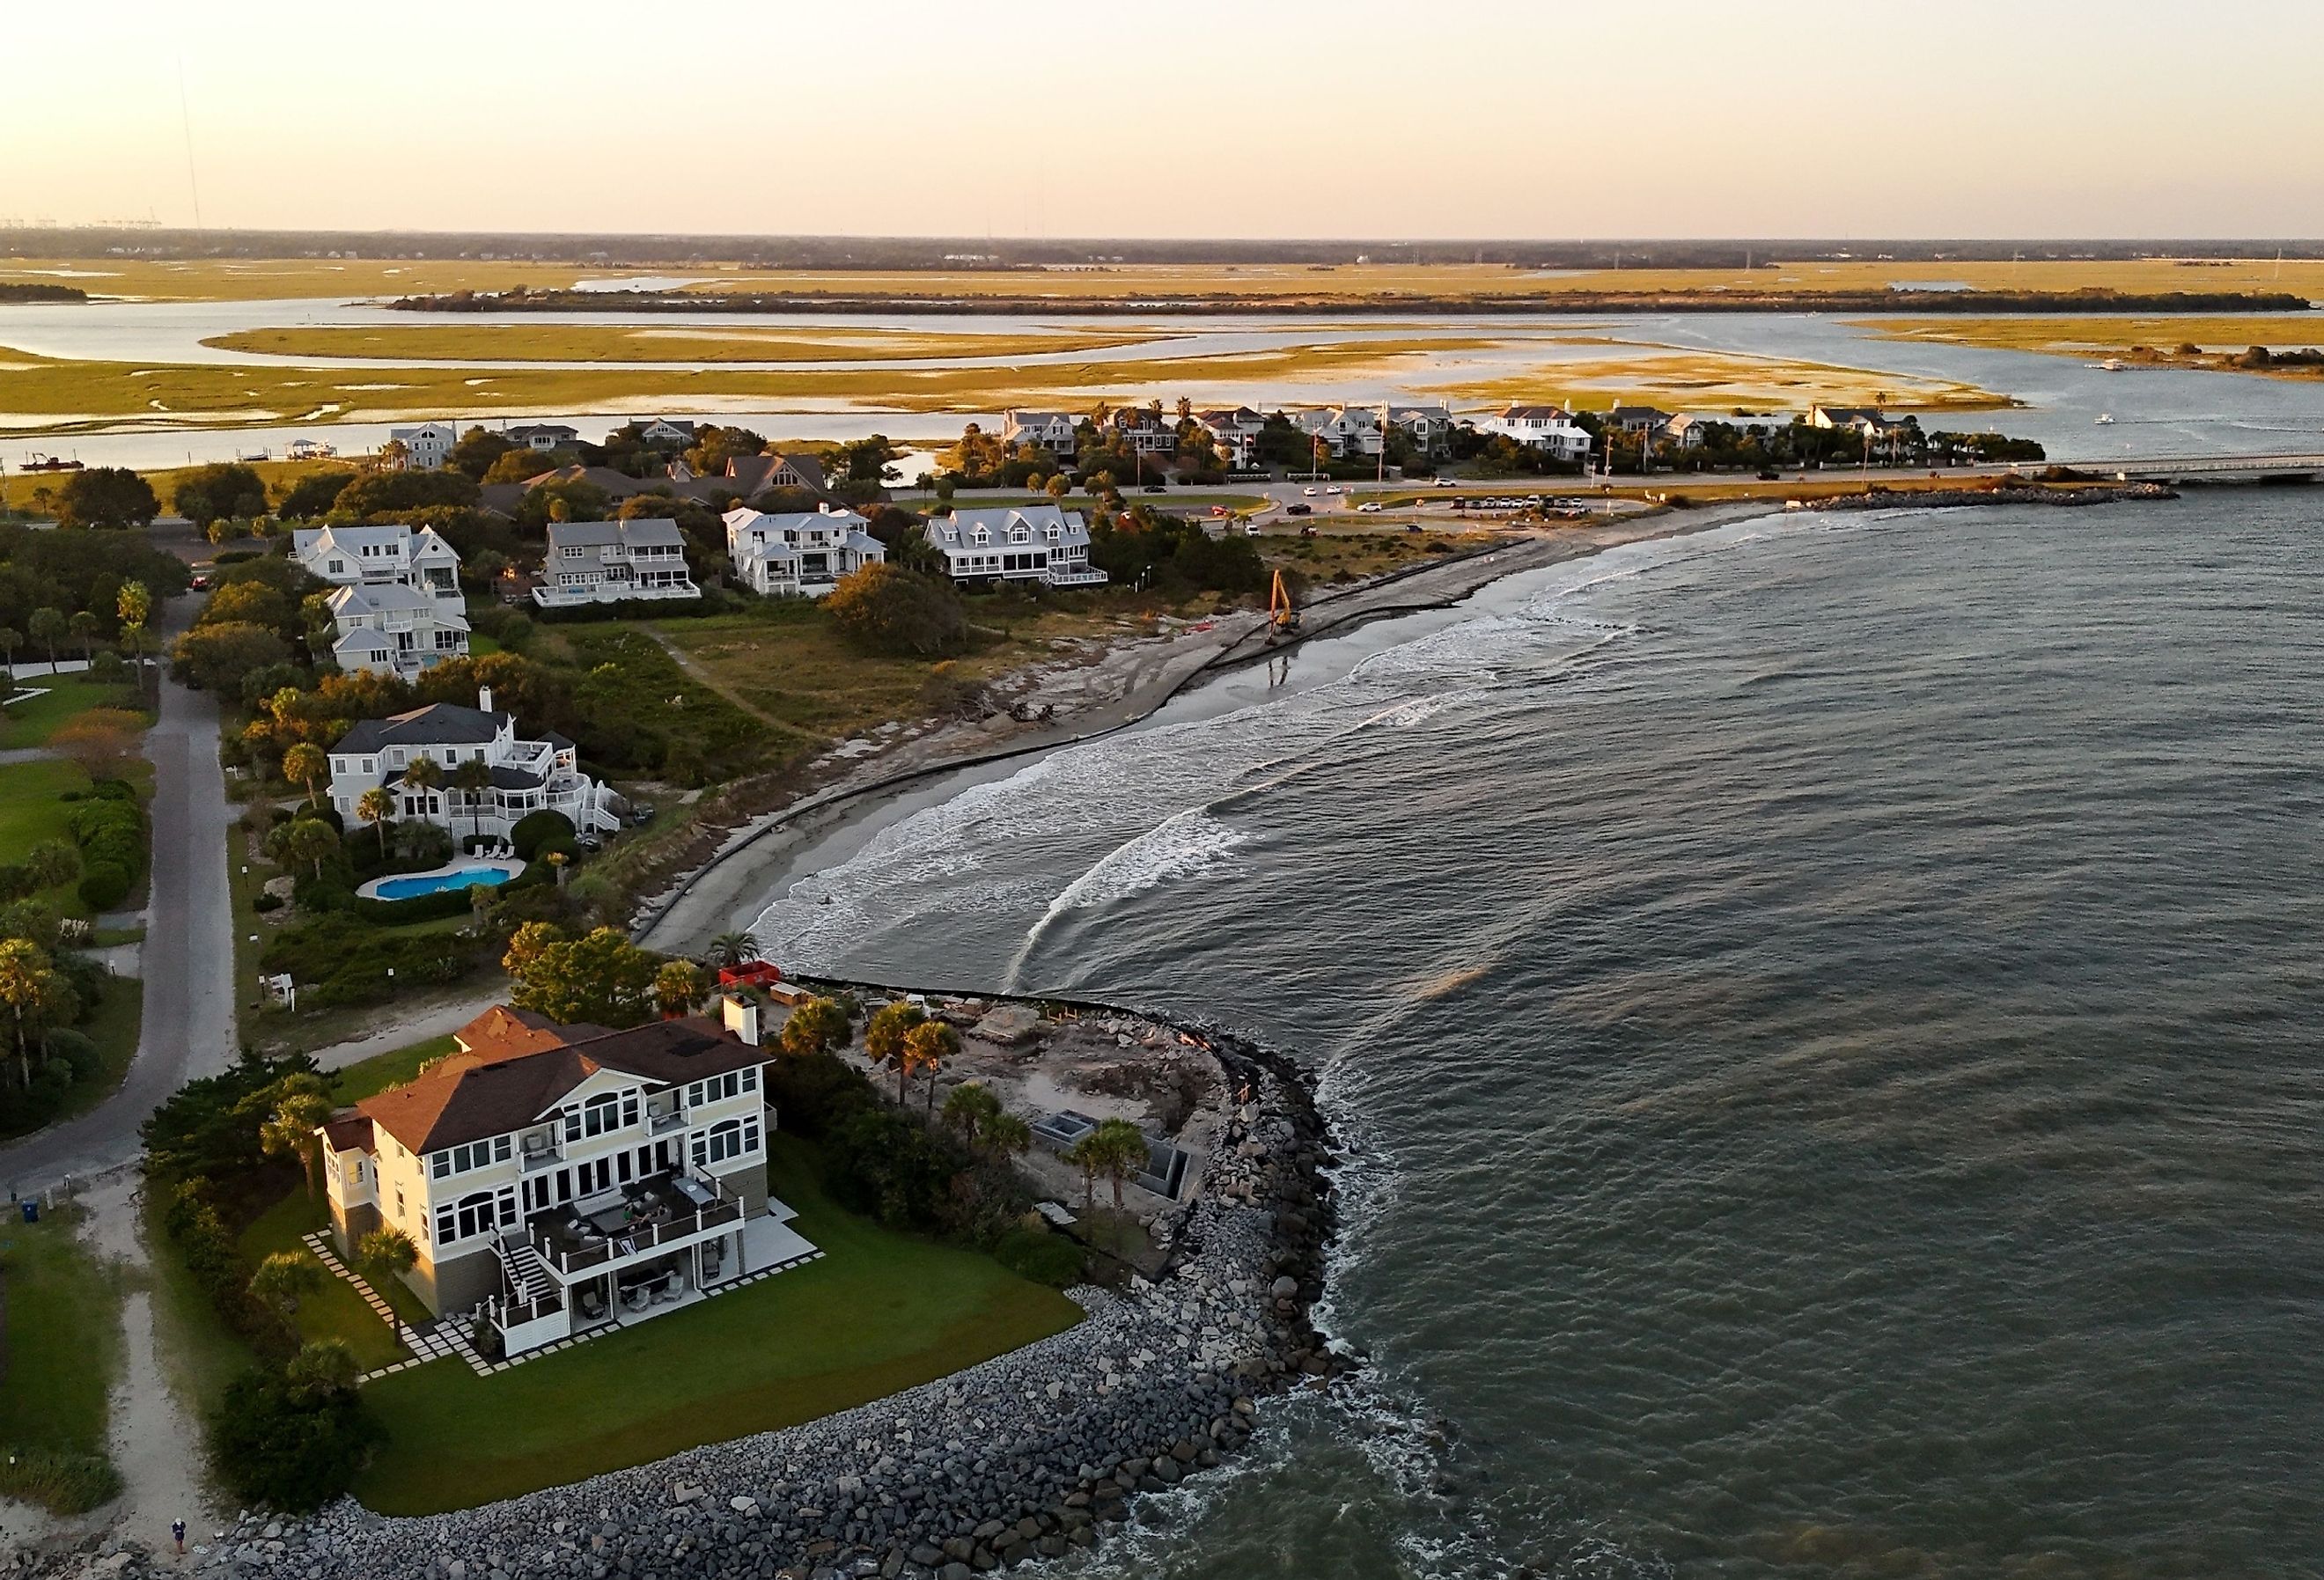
left=1357, top=502, right=1383, bottom=514
left=189, top=571, right=212, bottom=590
left=1325, top=485, right=1342, bottom=495
left=1143, top=483, right=1166, bottom=493
left=1285, top=503, right=1313, bottom=517
left=1243, top=523, right=1261, bottom=537
left=1302, top=486, right=1319, bottom=497
left=1434, top=477, right=1458, bottom=487
left=1299, top=524, right=1318, bottom=537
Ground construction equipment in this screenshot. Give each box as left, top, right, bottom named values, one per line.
left=1267, top=568, right=1301, bottom=640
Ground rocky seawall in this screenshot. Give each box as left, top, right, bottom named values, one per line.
left=26, top=1019, right=1338, bottom=1580
left=1798, top=481, right=2177, bottom=511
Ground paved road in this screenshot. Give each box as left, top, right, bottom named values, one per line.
left=0, top=657, right=236, bottom=1196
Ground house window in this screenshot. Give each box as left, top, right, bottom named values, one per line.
left=692, top=1118, right=758, bottom=1169
left=434, top=1188, right=504, bottom=1246
left=686, top=1070, right=744, bottom=1108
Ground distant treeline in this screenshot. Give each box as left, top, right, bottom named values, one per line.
left=390, top=287, right=2314, bottom=318
left=0, top=282, right=86, bottom=304
left=13, top=226, right=2324, bottom=271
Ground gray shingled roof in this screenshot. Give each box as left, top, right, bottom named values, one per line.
left=335, top=702, right=507, bottom=754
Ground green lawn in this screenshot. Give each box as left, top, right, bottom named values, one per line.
left=354, top=1137, right=1084, bottom=1515
left=0, top=676, right=149, bottom=750
left=330, top=1033, right=457, bottom=1103
left=0, top=1203, right=121, bottom=1454
left=238, top=1188, right=411, bottom=1370
left=0, top=757, right=89, bottom=864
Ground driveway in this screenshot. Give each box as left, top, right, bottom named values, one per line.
left=0, top=656, right=236, bottom=1195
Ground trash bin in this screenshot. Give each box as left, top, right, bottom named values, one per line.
left=19, top=1199, right=37, bottom=1224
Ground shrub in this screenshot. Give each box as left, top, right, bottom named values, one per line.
left=510, top=809, right=574, bottom=860
left=258, top=914, right=474, bottom=1008
left=207, top=1369, right=376, bottom=1512
left=253, top=892, right=284, bottom=914
left=43, top=1025, right=100, bottom=1082
left=77, top=861, right=130, bottom=910
left=992, top=1224, right=1084, bottom=1287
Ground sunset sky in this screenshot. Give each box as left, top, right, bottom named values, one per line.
left=8, top=0, right=2321, bottom=239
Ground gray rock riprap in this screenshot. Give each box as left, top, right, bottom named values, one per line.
left=184, top=1020, right=1340, bottom=1580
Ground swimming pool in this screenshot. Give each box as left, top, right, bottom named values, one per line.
left=359, top=861, right=522, bottom=901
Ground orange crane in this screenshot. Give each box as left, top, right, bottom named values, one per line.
left=1267, top=568, right=1301, bottom=640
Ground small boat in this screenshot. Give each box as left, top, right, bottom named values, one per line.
left=2100, top=358, right=2126, bottom=371
left=235, top=447, right=271, bottom=462
left=2095, top=414, right=2115, bottom=425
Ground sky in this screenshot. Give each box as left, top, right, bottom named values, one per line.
left=6, top=0, right=2323, bottom=240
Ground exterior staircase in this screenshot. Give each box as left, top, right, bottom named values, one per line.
left=495, top=1233, right=557, bottom=1304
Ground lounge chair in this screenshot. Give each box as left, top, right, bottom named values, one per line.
left=578, top=1289, right=606, bottom=1321
left=621, top=1284, right=651, bottom=1313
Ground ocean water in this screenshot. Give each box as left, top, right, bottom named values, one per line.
left=750, top=492, right=2324, bottom=1579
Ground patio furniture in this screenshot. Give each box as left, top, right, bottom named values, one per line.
left=577, top=1289, right=606, bottom=1321
left=701, top=1245, right=723, bottom=1281
left=621, top=1284, right=651, bottom=1314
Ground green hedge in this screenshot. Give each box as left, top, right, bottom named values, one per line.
left=0, top=1446, right=122, bottom=1516
left=510, top=809, right=573, bottom=860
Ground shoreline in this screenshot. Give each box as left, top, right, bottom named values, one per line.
left=636, top=501, right=1776, bottom=955
left=166, top=988, right=1343, bottom=1580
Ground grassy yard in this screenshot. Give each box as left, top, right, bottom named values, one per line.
left=236, top=1188, right=413, bottom=1369
left=0, top=676, right=149, bottom=750
left=0, top=1204, right=121, bottom=1483
left=329, top=1033, right=457, bottom=1103
left=0, top=757, right=88, bottom=862
left=353, top=1137, right=1083, bottom=1515
left=1263, top=528, right=1496, bottom=584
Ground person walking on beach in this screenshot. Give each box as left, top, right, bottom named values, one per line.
left=172, top=1519, right=186, bottom=1560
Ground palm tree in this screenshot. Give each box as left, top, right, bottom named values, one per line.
left=0, top=626, right=19, bottom=676
left=282, top=742, right=328, bottom=807
left=272, top=817, right=340, bottom=883
left=904, top=1019, right=961, bottom=1119
left=401, top=753, right=443, bottom=824
left=26, top=607, right=64, bottom=674
left=942, top=1082, right=1002, bottom=1150
left=249, top=1251, right=327, bottom=1316
left=1069, top=1118, right=1149, bottom=1216
left=982, top=1111, right=1032, bottom=1163
left=863, top=1001, right=926, bottom=1103
left=286, top=1338, right=361, bottom=1399
left=260, top=1076, right=335, bottom=1197
left=0, top=937, right=56, bottom=1089
left=115, top=580, right=151, bottom=633
left=67, top=611, right=99, bottom=664
left=705, top=930, right=761, bottom=971
left=357, top=1227, right=418, bottom=1289
left=449, top=757, right=495, bottom=846
left=356, top=786, right=395, bottom=856
left=653, top=959, right=702, bottom=1019
left=779, top=995, right=849, bottom=1057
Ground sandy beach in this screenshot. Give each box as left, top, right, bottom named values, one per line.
left=636, top=499, right=1778, bottom=955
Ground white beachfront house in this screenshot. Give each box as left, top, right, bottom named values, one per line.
left=534, top=519, right=698, bottom=608
left=290, top=523, right=464, bottom=602
left=386, top=422, right=458, bottom=470
left=722, top=505, right=886, bottom=598
left=325, top=686, right=622, bottom=839
left=1475, top=404, right=1593, bottom=463
left=1386, top=403, right=1459, bottom=453
left=326, top=583, right=471, bottom=681
left=1192, top=408, right=1265, bottom=469
left=1286, top=406, right=1384, bottom=459
left=923, top=504, right=1108, bottom=588
left=318, top=1002, right=813, bottom=1357
left=1666, top=413, right=1795, bottom=449
left=1001, top=410, right=1080, bottom=456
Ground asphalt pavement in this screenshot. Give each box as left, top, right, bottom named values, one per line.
left=1, top=650, right=237, bottom=1196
